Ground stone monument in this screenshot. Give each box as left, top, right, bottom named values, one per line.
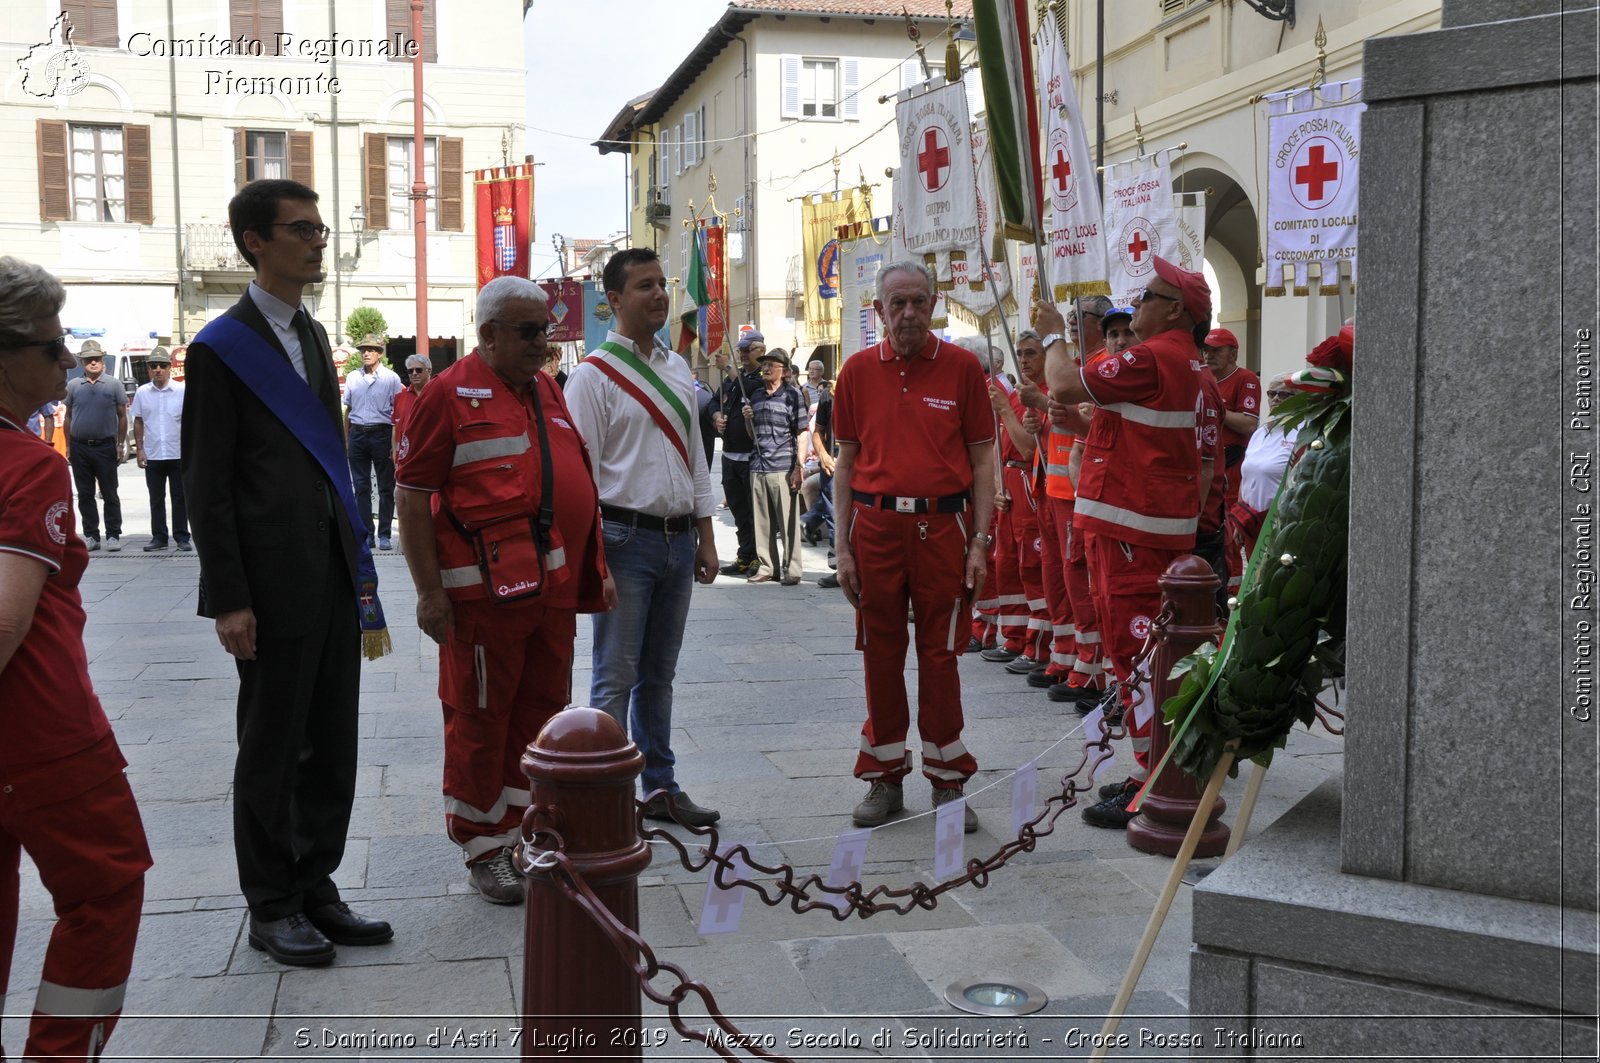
left=1187, top=1, right=1599, bottom=1056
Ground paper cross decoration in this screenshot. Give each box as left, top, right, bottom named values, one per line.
left=825, top=829, right=871, bottom=912
left=933, top=798, right=966, bottom=881
left=698, top=843, right=750, bottom=936
left=1012, top=759, right=1038, bottom=836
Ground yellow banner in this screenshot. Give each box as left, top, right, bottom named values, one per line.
left=801, top=190, right=868, bottom=347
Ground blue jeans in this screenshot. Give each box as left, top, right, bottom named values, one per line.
left=589, top=520, right=695, bottom=796
left=347, top=425, right=394, bottom=539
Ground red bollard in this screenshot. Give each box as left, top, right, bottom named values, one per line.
left=1126, top=555, right=1232, bottom=858
left=519, top=708, right=651, bottom=1059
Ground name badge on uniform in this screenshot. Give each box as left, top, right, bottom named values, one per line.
left=456, top=387, right=493, bottom=399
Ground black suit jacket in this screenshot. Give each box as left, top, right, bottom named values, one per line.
left=181, top=291, right=358, bottom=634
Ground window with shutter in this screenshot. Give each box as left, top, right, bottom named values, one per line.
left=673, top=124, right=682, bottom=175
left=385, top=0, right=437, bottom=62
left=781, top=55, right=802, bottom=119
left=287, top=130, right=313, bottom=186
left=37, top=120, right=70, bottom=222
left=841, top=58, right=861, bottom=120
left=238, top=130, right=287, bottom=187
left=386, top=136, right=442, bottom=229
left=230, top=0, right=284, bottom=51
left=438, top=137, right=463, bottom=231
left=61, top=0, right=118, bottom=48
left=699, top=105, right=708, bottom=158
left=363, top=132, right=390, bottom=230
left=901, top=59, right=945, bottom=91
left=801, top=59, right=839, bottom=118
left=123, top=124, right=153, bottom=224
left=62, top=123, right=129, bottom=223
left=684, top=111, right=698, bottom=167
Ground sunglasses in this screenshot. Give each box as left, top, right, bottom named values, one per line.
left=493, top=320, right=553, bottom=341
left=8, top=333, right=71, bottom=358
left=1137, top=288, right=1180, bottom=304
left=271, top=221, right=332, bottom=241
left=1267, top=390, right=1293, bottom=399
left=408, top=367, right=428, bottom=375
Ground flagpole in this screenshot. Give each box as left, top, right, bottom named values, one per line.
left=410, top=0, right=430, bottom=365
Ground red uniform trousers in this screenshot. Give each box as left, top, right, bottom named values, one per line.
left=1, top=733, right=149, bottom=1062
left=1036, top=490, right=1075, bottom=678
left=440, top=607, right=575, bottom=865
left=850, top=504, right=979, bottom=789
left=995, top=463, right=1049, bottom=661
left=1085, top=533, right=1187, bottom=776
left=1046, top=496, right=1104, bottom=689
left=969, top=512, right=1001, bottom=648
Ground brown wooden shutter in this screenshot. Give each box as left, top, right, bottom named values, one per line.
left=364, top=132, right=389, bottom=230
left=287, top=130, right=313, bottom=187
left=38, top=120, right=70, bottom=221
left=438, top=137, right=463, bottom=232
left=123, top=124, right=154, bottom=224
left=87, top=0, right=118, bottom=46
left=234, top=128, right=247, bottom=189
left=230, top=0, right=285, bottom=52
left=386, top=0, right=436, bottom=62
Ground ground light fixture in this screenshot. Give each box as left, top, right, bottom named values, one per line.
left=944, top=977, right=1048, bottom=1017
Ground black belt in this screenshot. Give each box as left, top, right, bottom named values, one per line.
left=852, top=491, right=970, bottom=514
left=351, top=423, right=391, bottom=431
left=1004, top=460, right=1031, bottom=469
left=600, top=504, right=694, bottom=534
left=72, top=436, right=114, bottom=445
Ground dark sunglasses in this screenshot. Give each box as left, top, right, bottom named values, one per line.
left=408, top=367, right=428, bottom=375
left=493, top=320, right=552, bottom=341
left=1138, top=288, right=1180, bottom=304
left=271, top=221, right=332, bottom=241
left=7, top=333, right=71, bottom=358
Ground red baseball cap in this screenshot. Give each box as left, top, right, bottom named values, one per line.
left=1151, top=256, right=1211, bottom=324
left=1204, top=327, right=1239, bottom=350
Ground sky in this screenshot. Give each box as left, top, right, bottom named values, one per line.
left=521, top=0, right=732, bottom=278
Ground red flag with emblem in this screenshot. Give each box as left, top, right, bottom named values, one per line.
left=474, top=164, right=535, bottom=288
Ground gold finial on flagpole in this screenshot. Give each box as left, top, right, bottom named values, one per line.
left=903, top=5, right=931, bottom=80
left=1311, top=17, right=1328, bottom=92
left=1133, top=111, right=1146, bottom=157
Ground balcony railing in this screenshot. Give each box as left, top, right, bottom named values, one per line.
left=184, top=224, right=251, bottom=272
left=646, top=190, right=672, bottom=228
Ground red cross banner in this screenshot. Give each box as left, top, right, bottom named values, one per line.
left=891, top=76, right=979, bottom=284
left=474, top=164, right=535, bottom=289
left=944, top=117, right=1016, bottom=331
left=1037, top=9, right=1109, bottom=302
left=1101, top=149, right=1180, bottom=310
left=1265, top=80, right=1364, bottom=295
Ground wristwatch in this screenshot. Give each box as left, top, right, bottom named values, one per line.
left=971, top=532, right=994, bottom=547
left=1042, top=332, right=1066, bottom=349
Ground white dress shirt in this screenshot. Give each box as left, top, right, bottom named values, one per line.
left=247, top=282, right=309, bottom=382
left=130, top=380, right=184, bottom=460
left=564, top=330, right=714, bottom=520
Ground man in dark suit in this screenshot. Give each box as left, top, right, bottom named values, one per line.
left=182, top=179, right=392, bottom=966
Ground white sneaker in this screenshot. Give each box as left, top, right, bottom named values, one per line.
left=106, top=536, right=122, bottom=552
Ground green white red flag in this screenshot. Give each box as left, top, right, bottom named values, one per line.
left=973, top=0, right=1043, bottom=243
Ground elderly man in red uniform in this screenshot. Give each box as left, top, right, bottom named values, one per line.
left=1202, top=327, right=1260, bottom=596
left=395, top=276, right=613, bottom=904
left=833, top=261, right=996, bottom=833
left=1038, top=256, right=1213, bottom=828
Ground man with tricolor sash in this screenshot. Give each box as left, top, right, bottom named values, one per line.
left=565, top=248, right=722, bottom=829
left=394, top=276, right=614, bottom=905
left=1038, top=256, right=1214, bottom=830
left=183, top=179, right=393, bottom=966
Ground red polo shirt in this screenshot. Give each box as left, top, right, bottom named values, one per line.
left=0, top=411, right=110, bottom=766
left=392, top=383, right=424, bottom=435
left=1212, top=366, right=1261, bottom=449
left=833, top=334, right=993, bottom=498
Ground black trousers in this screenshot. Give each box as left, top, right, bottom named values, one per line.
left=232, top=560, right=359, bottom=920
left=1192, top=528, right=1232, bottom=618
left=144, top=458, right=188, bottom=543
left=68, top=439, right=121, bottom=539
left=348, top=426, right=395, bottom=539
left=721, top=456, right=756, bottom=563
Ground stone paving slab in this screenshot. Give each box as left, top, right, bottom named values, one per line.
left=2, top=478, right=1344, bottom=1061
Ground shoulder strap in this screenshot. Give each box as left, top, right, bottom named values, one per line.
left=582, top=352, right=693, bottom=473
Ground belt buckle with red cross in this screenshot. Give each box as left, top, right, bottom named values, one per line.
left=895, top=497, right=917, bottom=513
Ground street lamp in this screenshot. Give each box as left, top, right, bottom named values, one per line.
left=350, top=202, right=366, bottom=236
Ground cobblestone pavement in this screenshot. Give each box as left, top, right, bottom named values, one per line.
left=4, top=463, right=1344, bottom=1061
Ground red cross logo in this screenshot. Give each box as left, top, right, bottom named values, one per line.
left=1291, top=137, right=1343, bottom=208
left=1052, top=148, right=1072, bottom=192
left=917, top=126, right=951, bottom=192
left=1127, top=230, right=1149, bottom=262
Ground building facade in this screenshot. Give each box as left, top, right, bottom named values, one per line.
left=1, top=0, right=528, bottom=366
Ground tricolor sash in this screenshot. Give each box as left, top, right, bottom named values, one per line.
left=584, top=341, right=694, bottom=472
left=193, top=315, right=391, bottom=658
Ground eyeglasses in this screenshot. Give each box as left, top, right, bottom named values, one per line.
left=408, top=367, right=428, bottom=375
left=1267, top=390, right=1293, bottom=399
left=271, top=221, right=332, bottom=241
left=1137, top=288, right=1180, bottom=304
left=6, top=333, right=71, bottom=358
left=493, top=320, right=552, bottom=342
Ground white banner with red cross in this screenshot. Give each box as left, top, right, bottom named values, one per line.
left=943, top=116, right=1015, bottom=331
left=1037, top=10, right=1109, bottom=303
left=891, top=77, right=980, bottom=286
left=1101, top=149, right=1179, bottom=310
left=1265, top=79, right=1364, bottom=296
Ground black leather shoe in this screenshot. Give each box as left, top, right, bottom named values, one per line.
left=248, top=912, right=335, bottom=966
left=306, top=902, right=394, bottom=946
left=1027, top=668, right=1064, bottom=689
left=141, top=540, right=168, bottom=552
left=817, top=572, right=840, bottom=588
left=1048, top=682, right=1096, bottom=704
left=643, top=791, right=721, bottom=827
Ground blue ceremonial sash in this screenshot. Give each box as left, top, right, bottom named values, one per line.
left=194, top=315, right=391, bottom=655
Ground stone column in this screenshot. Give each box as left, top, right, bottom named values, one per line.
left=1187, top=2, right=1598, bottom=1057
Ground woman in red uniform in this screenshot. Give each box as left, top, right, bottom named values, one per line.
left=0, top=257, right=151, bottom=1061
